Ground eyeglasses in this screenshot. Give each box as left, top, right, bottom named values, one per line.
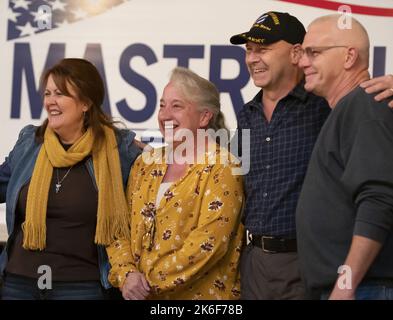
left=300, top=46, right=348, bottom=60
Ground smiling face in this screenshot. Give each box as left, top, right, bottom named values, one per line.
left=245, top=40, right=294, bottom=90
left=44, top=74, right=88, bottom=144
left=298, top=22, right=347, bottom=98
left=158, top=82, right=211, bottom=148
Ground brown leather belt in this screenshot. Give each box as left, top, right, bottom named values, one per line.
left=249, top=234, right=297, bottom=253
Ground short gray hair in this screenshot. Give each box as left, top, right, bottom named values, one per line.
left=169, top=67, right=228, bottom=133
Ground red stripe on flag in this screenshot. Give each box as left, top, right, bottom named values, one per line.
left=277, top=0, right=393, bottom=17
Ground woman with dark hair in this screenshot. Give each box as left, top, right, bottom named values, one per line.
left=0, top=58, right=141, bottom=300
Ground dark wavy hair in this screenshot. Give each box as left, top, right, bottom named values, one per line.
left=36, top=58, right=116, bottom=150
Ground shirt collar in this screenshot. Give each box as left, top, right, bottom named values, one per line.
left=288, top=80, right=308, bottom=102
left=246, top=80, right=308, bottom=111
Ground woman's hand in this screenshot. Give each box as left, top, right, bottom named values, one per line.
left=120, top=271, right=151, bottom=300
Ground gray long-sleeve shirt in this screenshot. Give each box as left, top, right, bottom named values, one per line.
left=296, top=86, right=393, bottom=294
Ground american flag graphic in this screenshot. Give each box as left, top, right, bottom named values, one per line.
left=7, top=0, right=130, bottom=41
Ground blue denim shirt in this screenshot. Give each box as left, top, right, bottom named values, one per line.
left=0, top=125, right=141, bottom=289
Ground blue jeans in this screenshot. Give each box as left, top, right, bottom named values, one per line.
left=1, top=273, right=114, bottom=300
left=321, top=283, right=393, bottom=300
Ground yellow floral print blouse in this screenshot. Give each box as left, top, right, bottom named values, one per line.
left=107, top=146, right=244, bottom=300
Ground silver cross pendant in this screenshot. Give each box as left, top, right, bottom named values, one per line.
left=55, top=183, right=61, bottom=193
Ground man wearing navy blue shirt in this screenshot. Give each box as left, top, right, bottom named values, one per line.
left=230, top=11, right=330, bottom=300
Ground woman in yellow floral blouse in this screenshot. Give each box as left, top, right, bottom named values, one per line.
left=107, top=67, right=244, bottom=300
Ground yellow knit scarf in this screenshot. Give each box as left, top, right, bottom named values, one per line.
left=22, top=126, right=130, bottom=250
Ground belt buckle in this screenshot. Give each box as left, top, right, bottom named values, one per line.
left=262, top=235, right=277, bottom=253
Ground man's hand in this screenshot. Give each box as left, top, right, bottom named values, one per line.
left=360, top=75, right=393, bottom=108
left=120, top=271, right=150, bottom=300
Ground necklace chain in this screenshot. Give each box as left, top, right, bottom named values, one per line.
left=55, top=166, right=73, bottom=193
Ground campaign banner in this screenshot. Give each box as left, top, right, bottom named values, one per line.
left=1, top=0, right=393, bottom=232
left=1, top=0, right=393, bottom=153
